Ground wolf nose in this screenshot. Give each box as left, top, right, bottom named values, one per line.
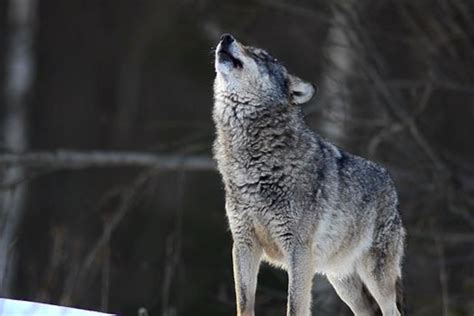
left=220, top=33, right=235, bottom=48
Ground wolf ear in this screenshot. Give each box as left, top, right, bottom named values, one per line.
left=288, top=74, right=316, bottom=105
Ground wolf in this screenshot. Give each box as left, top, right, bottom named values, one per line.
left=212, top=34, right=405, bottom=316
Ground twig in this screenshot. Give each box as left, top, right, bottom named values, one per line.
left=434, top=231, right=450, bottom=316
left=412, top=82, right=434, bottom=117
left=409, top=230, right=474, bottom=243
left=368, top=123, right=404, bottom=156
left=387, top=79, right=474, bottom=94
left=100, top=244, right=110, bottom=312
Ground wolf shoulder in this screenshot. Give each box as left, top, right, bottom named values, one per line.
left=315, top=136, right=397, bottom=198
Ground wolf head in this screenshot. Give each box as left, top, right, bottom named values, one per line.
left=214, top=34, right=315, bottom=106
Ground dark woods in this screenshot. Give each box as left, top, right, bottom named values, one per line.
left=0, top=0, right=473, bottom=315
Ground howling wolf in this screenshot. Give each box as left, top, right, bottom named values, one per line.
left=212, top=34, right=405, bottom=316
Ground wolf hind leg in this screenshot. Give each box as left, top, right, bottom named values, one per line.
left=327, top=273, right=377, bottom=316
left=357, top=251, right=403, bottom=316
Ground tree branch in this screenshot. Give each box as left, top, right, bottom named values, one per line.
left=0, top=150, right=216, bottom=171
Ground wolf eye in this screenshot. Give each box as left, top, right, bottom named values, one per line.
left=260, top=53, right=271, bottom=61
left=251, top=52, right=260, bottom=59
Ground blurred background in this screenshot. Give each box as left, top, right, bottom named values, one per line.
left=0, top=0, right=473, bottom=315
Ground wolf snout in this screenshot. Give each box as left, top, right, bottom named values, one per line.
left=220, top=33, right=235, bottom=49
left=216, top=33, right=243, bottom=69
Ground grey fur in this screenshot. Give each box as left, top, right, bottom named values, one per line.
left=212, top=34, right=405, bottom=316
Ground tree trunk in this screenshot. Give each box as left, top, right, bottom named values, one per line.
left=315, top=1, right=356, bottom=148
left=0, top=0, right=37, bottom=296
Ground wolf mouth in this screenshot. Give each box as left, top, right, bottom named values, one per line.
left=218, top=49, right=243, bottom=68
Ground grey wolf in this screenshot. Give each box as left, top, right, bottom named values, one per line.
left=212, top=34, right=405, bottom=316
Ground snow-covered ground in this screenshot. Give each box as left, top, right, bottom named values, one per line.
left=0, top=299, right=114, bottom=316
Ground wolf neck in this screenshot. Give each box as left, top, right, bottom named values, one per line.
left=213, top=98, right=308, bottom=155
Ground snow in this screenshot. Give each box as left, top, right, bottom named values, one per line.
left=0, top=299, right=114, bottom=316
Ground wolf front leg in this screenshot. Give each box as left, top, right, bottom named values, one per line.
left=232, top=241, right=262, bottom=316
left=287, top=245, right=314, bottom=316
